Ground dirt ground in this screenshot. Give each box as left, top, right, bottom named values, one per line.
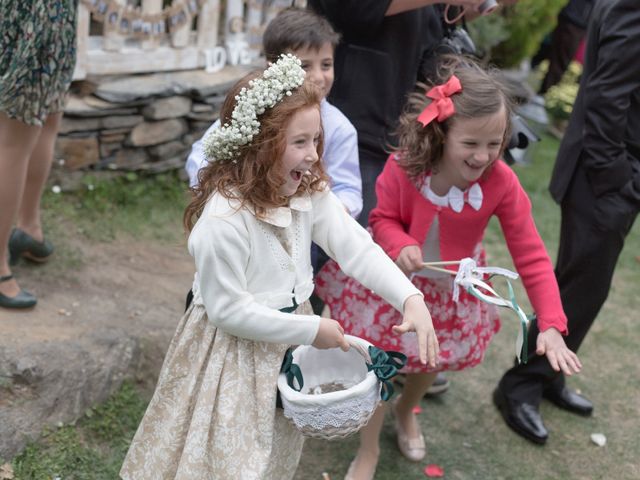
left=0, top=234, right=193, bottom=352
left=0, top=234, right=194, bottom=458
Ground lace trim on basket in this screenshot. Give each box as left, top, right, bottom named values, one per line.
left=281, top=383, right=380, bottom=438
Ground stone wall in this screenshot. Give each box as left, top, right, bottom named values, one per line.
left=53, top=64, right=253, bottom=189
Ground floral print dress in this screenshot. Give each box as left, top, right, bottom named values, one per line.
left=0, top=0, right=77, bottom=126
left=315, top=178, right=501, bottom=373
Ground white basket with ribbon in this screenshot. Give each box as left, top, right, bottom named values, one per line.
left=277, top=334, right=405, bottom=440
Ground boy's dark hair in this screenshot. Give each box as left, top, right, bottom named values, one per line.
left=263, top=7, right=340, bottom=62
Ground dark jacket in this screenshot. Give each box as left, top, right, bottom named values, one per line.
left=308, top=0, right=443, bottom=160
left=550, top=0, right=640, bottom=214
left=560, top=0, right=594, bottom=29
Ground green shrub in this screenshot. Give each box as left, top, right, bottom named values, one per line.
left=466, top=13, right=510, bottom=63
left=489, top=0, right=566, bottom=68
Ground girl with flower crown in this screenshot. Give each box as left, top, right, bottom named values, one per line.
left=314, top=57, right=582, bottom=480
left=120, top=55, right=438, bottom=480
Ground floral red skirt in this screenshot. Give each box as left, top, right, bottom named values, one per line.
left=315, top=256, right=501, bottom=373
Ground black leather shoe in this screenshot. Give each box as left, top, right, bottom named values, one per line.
left=0, top=274, right=37, bottom=309
left=543, top=387, right=593, bottom=416
left=493, top=387, right=548, bottom=445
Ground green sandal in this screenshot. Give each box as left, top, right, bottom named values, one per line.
left=8, top=228, right=54, bottom=266
left=0, top=274, right=37, bottom=309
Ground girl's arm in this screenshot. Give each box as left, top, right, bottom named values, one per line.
left=190, top=217, right=322, bottom=346
left=494, top=164, right=580, bottom=375
left=369, top=158, right=422, bottom=260
left=495, top=164, right=567, bottom=334
left=312, top=189, right=438, bottom=365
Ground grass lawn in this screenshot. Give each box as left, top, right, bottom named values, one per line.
left=5, top=135, right=640, bottom=479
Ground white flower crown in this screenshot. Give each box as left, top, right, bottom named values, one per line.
left=203, top=54, right=306, bottom=161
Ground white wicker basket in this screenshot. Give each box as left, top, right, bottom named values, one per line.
left=277, top=335, right=382, bottom=440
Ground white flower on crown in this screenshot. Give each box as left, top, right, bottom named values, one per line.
left=203, top=54, right=306, bottom=161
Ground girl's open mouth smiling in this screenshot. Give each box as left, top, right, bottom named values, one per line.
left=290, top=169, right=304, bottom=181
left=465, top=160, right=485, bottom=170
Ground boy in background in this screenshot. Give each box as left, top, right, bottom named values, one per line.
left=185, top=7, right=362, bottom=221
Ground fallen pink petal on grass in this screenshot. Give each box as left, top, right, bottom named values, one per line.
left=424, top=464, right=444, bottom=477
left=412, top=405, right=423, bottom=414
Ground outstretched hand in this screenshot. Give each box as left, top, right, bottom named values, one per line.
left=392, top=294, right=439, bottom=367
left=536, top=328, right=582, bottom=375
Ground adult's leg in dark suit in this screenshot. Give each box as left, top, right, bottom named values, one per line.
left=499, top=164, right=636, bottom=403
left=539, top=17, right=585, bottom=95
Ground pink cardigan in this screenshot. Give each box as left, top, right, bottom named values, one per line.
left=370, top=156, right=568, bottom=334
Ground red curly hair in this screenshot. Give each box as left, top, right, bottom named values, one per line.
left=184, top=73, right=327, bottom=231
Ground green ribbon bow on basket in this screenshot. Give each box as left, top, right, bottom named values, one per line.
left=281, top=349, right=304, bottom=392
left=366, top=347, right=407, bottom=401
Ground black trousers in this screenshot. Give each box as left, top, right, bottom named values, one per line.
left=358, top=151, right=388, bottom=228
left=499, top=164, right=638, bottom=403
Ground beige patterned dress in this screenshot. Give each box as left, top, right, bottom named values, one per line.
left=120, top=301, right=309, bottom=479
left=121, top=188, right=422, bottom=479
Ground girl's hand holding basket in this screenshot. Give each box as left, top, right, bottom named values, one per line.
left=313, top=317, right=350, bottom=351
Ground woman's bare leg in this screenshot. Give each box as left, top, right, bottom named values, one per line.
left=16, top=112, right=61, bottom=241
left=0, top=113, right=41, bottom=297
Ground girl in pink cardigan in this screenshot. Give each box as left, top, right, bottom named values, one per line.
left=315, top=57, right=581, bottom=480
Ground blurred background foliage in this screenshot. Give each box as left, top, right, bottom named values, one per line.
left=469, top=0, right=567, bottom=67
left=544, top=60, right=582, bottom=122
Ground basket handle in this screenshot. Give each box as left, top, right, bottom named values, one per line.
left=346, top=337, right=372, bottom=363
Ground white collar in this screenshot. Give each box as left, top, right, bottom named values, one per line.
left=420, top=176, right=449, bottom=207
left=257, top=192, right=312, bottom=228
left=420, top=176, right=483, bottom=213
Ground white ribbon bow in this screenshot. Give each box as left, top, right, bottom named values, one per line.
left=448, top=183, right=483, bottom=213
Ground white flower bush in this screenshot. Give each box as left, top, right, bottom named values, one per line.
left=203, top=54, right=306, bottom=161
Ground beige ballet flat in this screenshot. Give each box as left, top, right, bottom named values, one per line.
left=344, top=451, right=378, bottom=480
left=393, top=398, right=426, bottom=462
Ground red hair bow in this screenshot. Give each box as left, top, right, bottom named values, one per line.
left=417, top=75, right=462, bottom=126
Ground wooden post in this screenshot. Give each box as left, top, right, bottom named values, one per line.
left=224, top=0, right=251, bottom=66
left=141, top=0, right=163, bottom=50
left=103, top=0, right=126, bottom=52
left=245, top=0, right=264, bottom=61
left=73, top=2, right=90, bottom=80
left=196, top=0, right=221, bottom=50
left=170, top=0, right=192, bottom=48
